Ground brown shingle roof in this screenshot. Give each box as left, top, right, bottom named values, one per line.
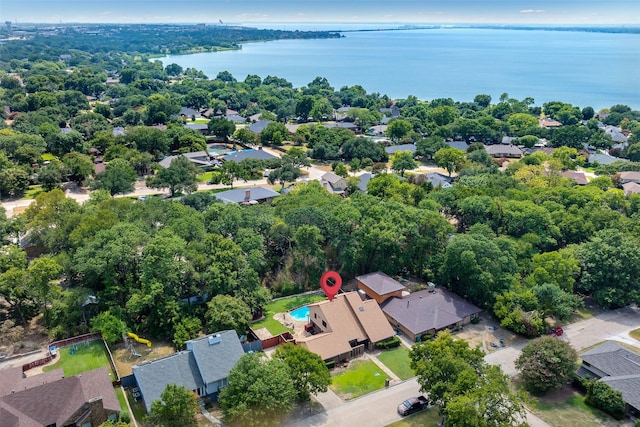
left=0, top=367, right=118, bottom=427
left=356, top=271, right=406, bottom=296
left=299, top=292, right=394, bottom=360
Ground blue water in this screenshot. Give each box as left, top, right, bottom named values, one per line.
left=289, top=306, right=309, bottom=322
left=160, top=28, right=640, bottom=110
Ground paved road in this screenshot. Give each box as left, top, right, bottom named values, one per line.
left=288, top=379, right=423, bottom=427
left=485, top=306, right=640, bottom=376
left=288, top=308, right=640, bottom=427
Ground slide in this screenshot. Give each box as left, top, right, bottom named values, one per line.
left=127, top=332, right=152, bottom=347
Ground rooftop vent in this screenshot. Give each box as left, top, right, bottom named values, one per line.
left=208, top=334, right=222, bottom=345
left=358, top=306, right=364, bottom=312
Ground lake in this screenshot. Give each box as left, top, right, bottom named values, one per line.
left=160, top=27, right=640, bottom=110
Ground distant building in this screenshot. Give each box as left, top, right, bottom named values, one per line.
left=214, top=187, right=280, bottom=204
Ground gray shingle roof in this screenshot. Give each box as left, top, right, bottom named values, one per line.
left=589, top=152, right=626, bottom=165
left=385, top=144, right=416, bottom=155
left=247, top=120, right=272, bottom=134
left=133, top=351, right=204, bottom=412
left=357, top=172, right=373, bottom=192
left=580, top=341, right=640, bottom=377
left=580, top=341, right=640, bottom=411
left=381, top=288, right=481, bottom=336
left=185, top=331, right=245, bottom=386
left=446, top=141, right=469, bottom=151
left=357, top=272, right=405, bottom=295
left=214, top=186, right=280, bottom=204
left=222, top=149, right=277, bottom=163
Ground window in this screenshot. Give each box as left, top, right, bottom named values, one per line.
left=322, top=320, right=327, bottom=328
left=314, top=313, right=317, bottom=319
left=108, top=414, right=117, bottom=421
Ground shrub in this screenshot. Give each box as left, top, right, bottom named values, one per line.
left=375, top=336, right=401, bottom=349
left=585, top=381, right=625, bottom=420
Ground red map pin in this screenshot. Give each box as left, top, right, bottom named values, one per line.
left=320, top=271, right=342, bottom=302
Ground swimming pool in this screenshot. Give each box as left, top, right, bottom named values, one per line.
left=289, top=306, right=309, bottom=322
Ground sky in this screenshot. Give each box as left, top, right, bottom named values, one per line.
left=1, top=0, right=639, bottom=25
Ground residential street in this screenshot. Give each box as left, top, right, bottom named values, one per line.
left=287, top=307, right=640, bottom=427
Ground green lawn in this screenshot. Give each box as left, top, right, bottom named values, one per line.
left=377, top=347, right=414, bottom=380
left=197, top=171, right=214, bottom=182
left=251, top=294, right=325, bottom=336
left=41, top=153, right=56, bottom=161
left=23, top=185, right=44, bottom=199
left=44, top=340, right=114, bottom=377
left=531, top=394, right=612, bottom=427
left=386, top=408, right=440, bottom=426
left=115, top=387, right=129, bottom=417
left=330, top=360, right=387, bottom=399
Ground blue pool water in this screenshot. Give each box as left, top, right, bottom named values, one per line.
left=289, top=306, right=309, bottom=322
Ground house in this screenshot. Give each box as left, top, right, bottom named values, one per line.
left=321, top=171, right=348, bottom=194
left=385, top=144, right=416, bottom=156
left=132, top=331, right=244, bottom=412
left=0, top=367, right=120, bottom=426
left=577, top=341, right=640, bottom=417
left=367, top=124, right=387, bottom=135
left=589, top=152, right=626, bottom=166
left=185, top=123, right=209, bottom=134
left=560, top=171, right=589, bottom=185
left=356, top=172, right=374, bottom=193
left=501, top=136, right=517, bottom=145
left=356, top=271, right=406, bottom=304
left=485, top=144, right=523, bottom=158
left=622, top=182, right=640, bottom=196
left=618, top=171, right=640, bottom=184
left=214, top=187, right=280, bottom=204
left=225, top=114, right=247, bottom=124
left=381, top=287, right=482, bottom=342
left=416, top=172, right=453, bottom=188
left=180, top=107, right=201, bottom=119
left=247, top=120, right=272, bottom=134
left=221, top=148, right=277, bottom=163
left=539, top=117, right=563, bottom=128
left=158, top=151, right=218, bottom=169
left=446, top=140, right=469, bottom=151
left=299, top=292, right=395, bottom=363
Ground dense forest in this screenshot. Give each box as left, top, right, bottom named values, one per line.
left=1, top=24, right=640, bottom=351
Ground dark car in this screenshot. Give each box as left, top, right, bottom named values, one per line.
left=397, top=395, right=428, bottom=416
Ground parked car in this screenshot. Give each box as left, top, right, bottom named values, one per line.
left=397, top=395, right=428, bottom=416
left=548, top=327, right=564, bottom=337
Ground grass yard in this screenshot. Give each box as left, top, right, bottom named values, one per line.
left=330, top=360, right=387, bottom=400
left=197, top=171, right=214, bottom=182
left=386, top=409, right=440, bottom=427
left=251, top=293, right=325, bottom=336
left=377, top=347, right=414, bottom=380
left=23, top=185, right=44, bottom=199
left=531, top=394, right=612, bottom=427
left=630, top=327, right=640, bottom=342
left=44, top=340, right=114, bottom=377
left=115, top=387, right=129, bottom=417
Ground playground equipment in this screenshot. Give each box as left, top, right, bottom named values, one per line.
left=127, top=332, right=152, bottom=347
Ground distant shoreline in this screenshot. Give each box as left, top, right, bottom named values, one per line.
left=336, top=24, right=640, bottom=35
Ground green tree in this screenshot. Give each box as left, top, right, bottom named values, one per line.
left=390, top=150, right=417, bottom=177
left=90, top=310, right=127, bottom=346
left=208, top=117, right=236, bottom=141
left=386, top=119, right=413, bottom=142
left=333, top=162, right=348, bottom=178
left=273, top=343, right=331, bottom=401
left=576, top=228, right=640, bottom=308
left=205, top=295, right=252, bottom=336
left=267, top=163, right=300, bottom=189
left=91, top=158, right=137, bottom=196
left=516, top=336, right=578, bottom=394
left=147, top=384, right=199, bottom=427
left=260, top=121, right=289, bottom=146
left=219, top=353, right=296, bottom=427
left=146, top=156, right=199, bottom=197
left=434, top=147, right=466, bottom=177
left=38, top=159, right=67, bottom=191
left=411, top=330, right=525, bottom=426
left=62, top=152, right=95, bottom=184
left=172, top=316, right=202, bottom=350
left=27, top=255, right=63, bottom=327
